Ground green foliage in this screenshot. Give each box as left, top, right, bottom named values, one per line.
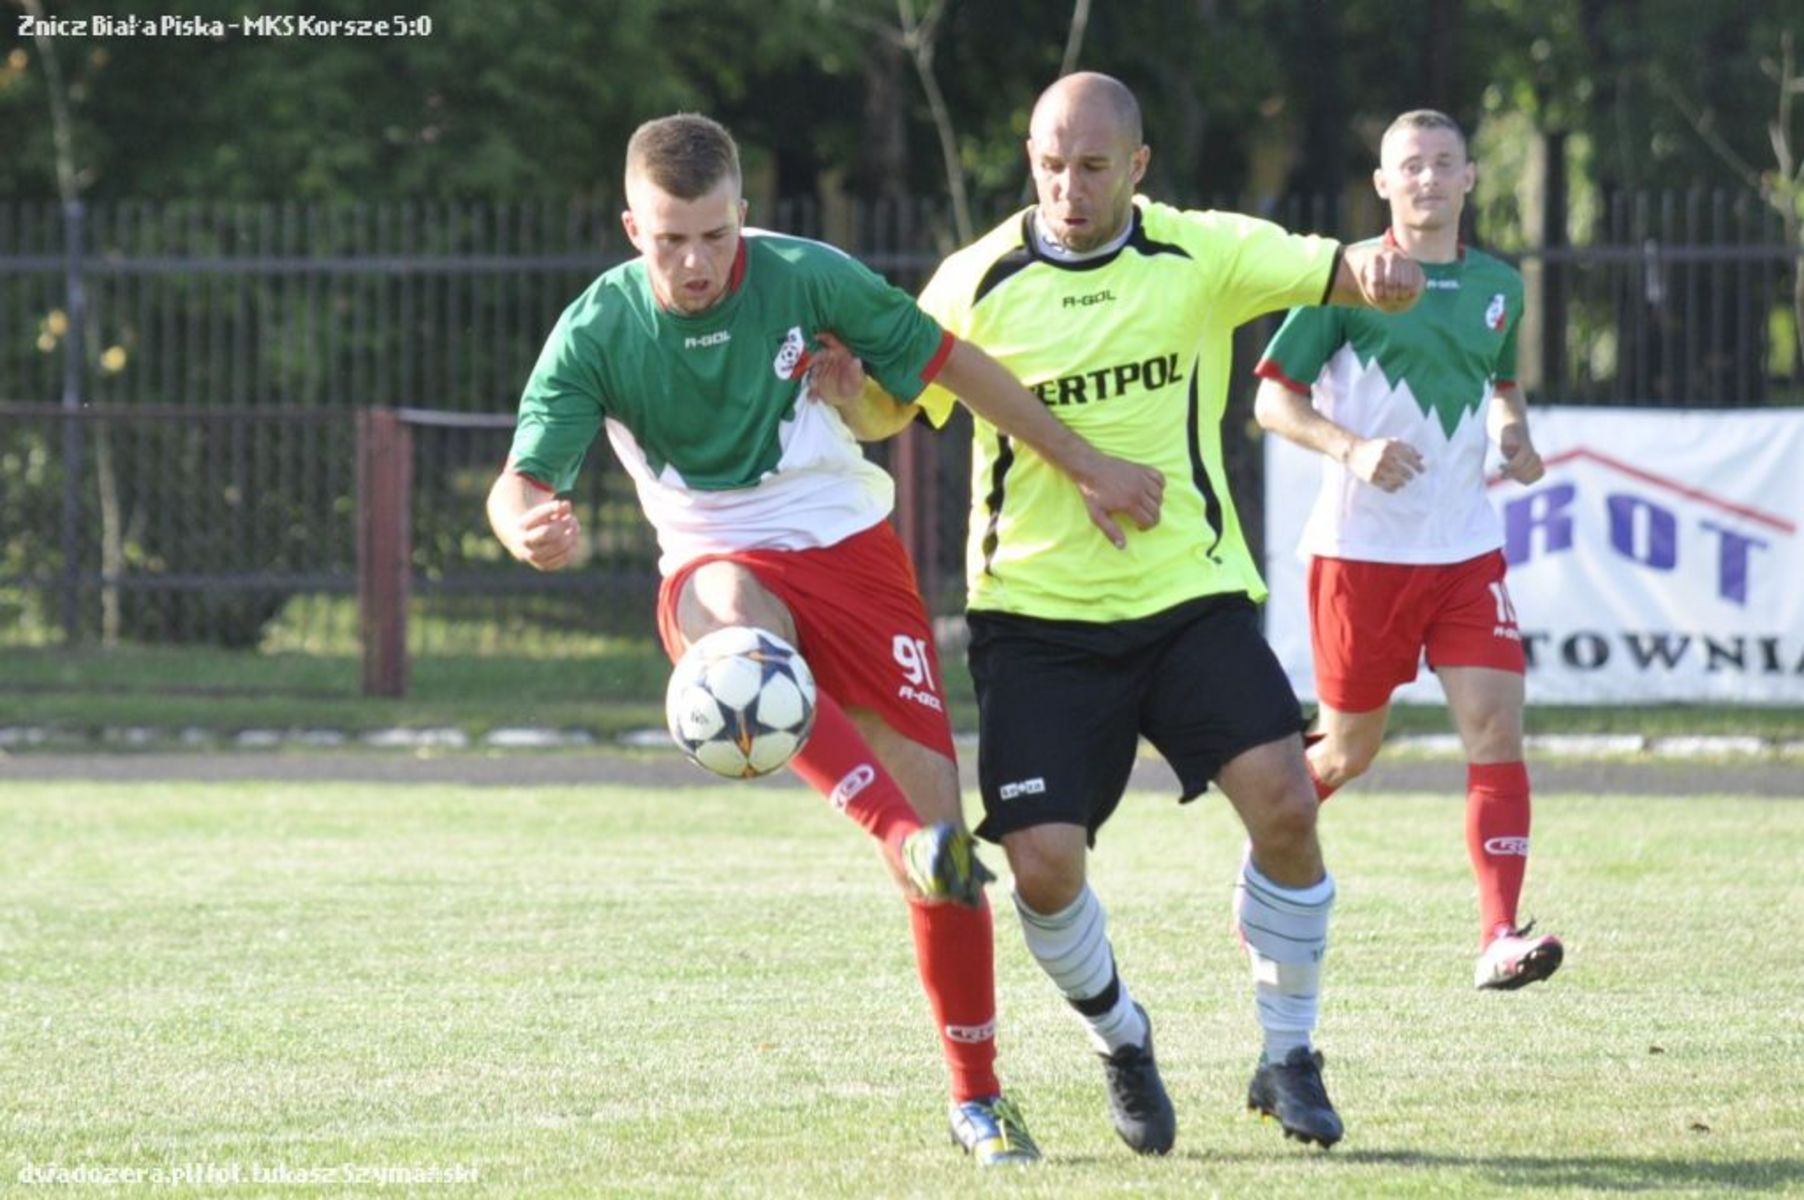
left=1477, top=0, right=1804, bottom=189
left=5, top=0, right=1799, bottom=207
left=0, top=0, right=698, bottom=200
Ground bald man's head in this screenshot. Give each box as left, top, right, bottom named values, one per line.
left=1030, top=71, right=1143, bottom=147
left=1025, top=72, right=1149, bottom=252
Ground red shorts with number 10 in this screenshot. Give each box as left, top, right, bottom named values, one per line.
left=656, top=520, right=955, bottom=758
left=1308, top=549, right=1526, bottom=713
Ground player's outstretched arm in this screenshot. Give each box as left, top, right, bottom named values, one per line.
left=936, top=337, right=1164, bottom=548
left=487, top=464, right=585, bottom=571
left=1254, top=378, right=1423, bottom=493
left=1328, top=241, right=1425, bottom=314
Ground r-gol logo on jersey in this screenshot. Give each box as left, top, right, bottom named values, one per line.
left=684, top=330, right=731, bottom=349
left=772, top=325, right=810, bottom=380
left=897, top=684, right=944, bottom=712
left=831, top=763, right=877, bottom=810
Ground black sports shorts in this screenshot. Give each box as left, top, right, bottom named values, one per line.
left=965, top=593, right=1306, bottom=844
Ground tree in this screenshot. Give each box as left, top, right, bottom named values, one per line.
left=1660, top=29, right=1804, bottom=383
left=0, top=0, right=700, bottom=201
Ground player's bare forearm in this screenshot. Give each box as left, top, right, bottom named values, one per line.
left=486, top=469, right=537, bottom=549
left=938, top=338, right=1105, bottom=482
left=834, top=377, right=921, bottom=442
left=1328, top=241, right=1424, bottom=314
left=1489, top=383, right=1544, bottom=483
left=1254, top=378, right=1360, bottom=464
left=1488, top=382, right=1530, bottom=439
left=1258, top=377, right=1422, bottom=490
left=935, top=337, right=1164, bottom=545
left=487, top=463, right=583, bottom=570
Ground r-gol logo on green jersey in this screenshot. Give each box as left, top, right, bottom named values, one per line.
left=1030, top=351, right=1181, bottom=407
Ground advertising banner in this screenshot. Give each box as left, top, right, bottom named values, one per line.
left=1263, top=407, right=1804, bottom=705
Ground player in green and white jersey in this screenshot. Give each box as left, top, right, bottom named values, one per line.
left=849, top=74, right=1423, bottom=1154
left=1254, top=111, right=1562, bottom=994
left=486, top=114, right=1165, bottom=1168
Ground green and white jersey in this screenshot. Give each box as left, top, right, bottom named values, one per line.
left=916, top=198, right=1339, bottom=621
left=510, top=230, right=951, bottom=574
left=1255, top=235, right=1522, bottom=565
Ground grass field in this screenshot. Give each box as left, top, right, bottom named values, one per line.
left=2, top=777, right=1800, bottom=1197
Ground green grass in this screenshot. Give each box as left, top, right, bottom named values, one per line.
left=3, top=641, right=1802, bottom=744
left=0, top=643, right=670, bottom=738
left=1, top=780, right=1799, bottom=1196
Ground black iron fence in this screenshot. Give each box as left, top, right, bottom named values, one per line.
left=0, top=194, right=1797, bottom=672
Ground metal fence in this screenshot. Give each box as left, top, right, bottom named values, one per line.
left=0, top=194, right=1797, bottom=673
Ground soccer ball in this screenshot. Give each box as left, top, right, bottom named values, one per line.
left=665, top=626, right=817, bottom=778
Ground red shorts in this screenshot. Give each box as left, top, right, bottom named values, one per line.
left=656, top=522, right=955, bottom=758
left=1308, top=549, right=1525, bottom=713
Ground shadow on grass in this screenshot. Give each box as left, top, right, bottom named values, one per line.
left=1053, top=1145, right=1800, bottom=1188
left=1196, top=1147, right=1804, bottom=1189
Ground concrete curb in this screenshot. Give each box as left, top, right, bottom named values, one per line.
left=1, top=724, right=1797, bottom=763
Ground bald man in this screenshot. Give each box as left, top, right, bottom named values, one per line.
left=856, top=73, right=1424, bottom=1154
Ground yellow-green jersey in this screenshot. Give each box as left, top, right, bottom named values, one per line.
left=917, top=197, right=1340, bottom=621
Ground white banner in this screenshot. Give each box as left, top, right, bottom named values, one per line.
left=1263, top=406, right=1804, bottom=705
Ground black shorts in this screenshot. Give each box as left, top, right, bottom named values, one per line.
left=966, top=594, right=1306, bottom=845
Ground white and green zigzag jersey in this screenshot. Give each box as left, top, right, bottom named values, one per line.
left=915, top=198, right=1339, bottom=621
left=510, top=229, right=950, bottom=574
left=1256, top=238, right=1523, bottom=565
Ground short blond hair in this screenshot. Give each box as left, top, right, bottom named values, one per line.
left=625, top=114, right=741, bottom=199
left=1381, top=109, right=1468, bottom=158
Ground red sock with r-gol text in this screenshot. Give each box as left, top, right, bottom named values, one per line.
left=787, top=692, right=997, bottom=1100
left=1466, top=761, right=1532, bottom=945
left=910, top=897, right=1002, bottom=1102
left=785, top=691, right=923, bottom=851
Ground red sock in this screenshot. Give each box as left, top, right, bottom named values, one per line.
left=1466, top=761, right=1532, bottom=944
left=909, top=897, right=1001, bottom=1102
left=1303, top=733, right=1340, bottom=803
left=787, top=692, right=922, bottom=851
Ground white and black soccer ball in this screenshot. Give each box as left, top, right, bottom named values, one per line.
left=665, top=626, right=817, bottom=778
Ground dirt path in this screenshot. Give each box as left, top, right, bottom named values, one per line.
left=1, top=750, right=1797, bottom=797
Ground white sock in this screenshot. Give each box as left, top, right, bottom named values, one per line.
left=1234, top=859, right=1334, bottom=1061
left=1014, top=885, right=1149, bottom=1054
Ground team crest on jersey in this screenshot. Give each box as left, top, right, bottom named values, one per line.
left=772, top=325, right=811, bottom=380
left=1485, top=293, right=1508, bottom=332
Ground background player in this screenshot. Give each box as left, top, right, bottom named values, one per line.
left=1253, top=109, right=1563, bottom=992
left=851, top=73, right=1422, bottom=1153
left=487, top=113, right=1164, bottom=1166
